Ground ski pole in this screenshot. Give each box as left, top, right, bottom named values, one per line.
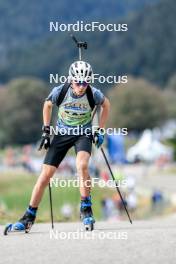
left=48, top=183, right=54, bottom=229
left=100, top=147, right=132, bottom=224
left=91, top=106, right=132, bottom=224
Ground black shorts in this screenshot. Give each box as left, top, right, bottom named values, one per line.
left=44, top=133, right=92, bottom=168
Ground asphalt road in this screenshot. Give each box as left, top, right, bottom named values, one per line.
left=0, top=216, right=176, bottom=264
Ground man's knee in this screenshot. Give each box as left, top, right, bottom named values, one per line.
left=37, top=165, right=56, bottom=187
left=77, top=160, right=89, bottom=174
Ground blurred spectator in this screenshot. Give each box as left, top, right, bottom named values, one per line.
left=126, top=175, right=136, bottom=191
left=4, top=147, right=15, bottom=167
left=117, top=192, right=128, bottom=213
left=101, top=196, right=119, bottom=220
left=126, top=191, right=137, bottom=212
left=101, top=170, right=109, bottom=182
left=151, top=189, right=164, bottom=213
left=152, top=189, right=163, bottom=205
left=21, top=145, right=35, bottom=173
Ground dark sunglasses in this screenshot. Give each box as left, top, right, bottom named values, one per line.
left=76, top=81, right=88, bottom=87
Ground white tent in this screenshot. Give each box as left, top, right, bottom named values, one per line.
left=127, top=129, right=173, bottom=163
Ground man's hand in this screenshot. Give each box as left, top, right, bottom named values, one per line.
left=38, top=125, right=51, bottom=150
left=94, top=128, right=105, bottom=148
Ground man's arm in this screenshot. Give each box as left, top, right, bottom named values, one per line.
left=38, top=100, right=53, bottom=151
left=99, top=97, right=110, bottom=129
left=43, top=100, right=53, bottom=126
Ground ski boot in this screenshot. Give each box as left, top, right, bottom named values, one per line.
left=80, top=197, right=95, bottom=231
left=4, top=207, right=36, bottom=235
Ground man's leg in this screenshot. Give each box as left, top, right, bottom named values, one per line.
left=30, top=164, right=57, bottom=207
left=76, top=151, right=91, bottom=197
left=10, top=164, right=57, bottom=231
left=12, top=134, right=72, bottom=231
left=75, top=136, right=95, bottom=227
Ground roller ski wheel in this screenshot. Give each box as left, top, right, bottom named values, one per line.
left=4, top=222, right=32, bottom=235
left=4, top=224, right=13, bottom=236
left=83, top=217, right=95, bottom=231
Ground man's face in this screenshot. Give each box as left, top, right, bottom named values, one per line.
left=72, top=81, right=88, bottom=96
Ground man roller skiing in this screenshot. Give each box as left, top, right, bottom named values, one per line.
left=6, top=60, right=110, bottom=232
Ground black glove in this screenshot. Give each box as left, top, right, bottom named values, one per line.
left=38, top=125, right=51, bottom=150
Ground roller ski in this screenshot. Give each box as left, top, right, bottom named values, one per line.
left=4, top=207, right=36, bottom=235
left=80, top=197, right=95, bottom=231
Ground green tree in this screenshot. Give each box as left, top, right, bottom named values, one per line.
left=163, top=74, right=176, bottom=119
left=107, top=77, right=167, bottom=131
left=162, top=90, right=176, bottom=119
left=167, top=74, right=176, bottom=91
left=2, top=78, right=49, bottom=145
